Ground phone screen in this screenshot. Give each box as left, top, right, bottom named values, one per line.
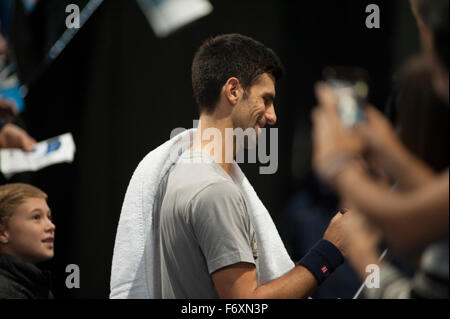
left=323, top=67, right=369, bottom=127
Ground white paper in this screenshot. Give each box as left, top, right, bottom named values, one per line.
left=136, top=0, right=213, bottom=37
left=0, top=133, right=76, bottom=177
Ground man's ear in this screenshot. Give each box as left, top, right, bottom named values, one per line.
left=223, top=77, right=243, bottom=105
left=0, top=225, right=9, bottom=245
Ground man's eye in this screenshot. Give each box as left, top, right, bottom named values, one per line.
left=33, top=215, right=41, bottom=220
left=264, top=97, right=273, bottom=107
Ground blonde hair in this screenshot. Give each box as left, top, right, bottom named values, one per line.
left=0, top=183, right=47, bottom=226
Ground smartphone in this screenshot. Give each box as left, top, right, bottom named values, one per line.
left=323, top=66, right=369, bottom=127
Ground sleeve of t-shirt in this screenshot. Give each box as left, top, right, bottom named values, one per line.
left=188, top=181, right=256, bottom=274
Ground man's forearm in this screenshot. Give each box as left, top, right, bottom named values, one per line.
left=253, top=265, right=318, bottom=299
left=253, top=239, right=344, bottom=298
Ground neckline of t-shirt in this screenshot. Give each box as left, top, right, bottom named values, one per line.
left=178, top=150, right=233, bottom=181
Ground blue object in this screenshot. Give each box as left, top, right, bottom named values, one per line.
left=298, top=240, right=344, bottom=286
left=21, top=0, right=37, bottom=14
left=45, top=139, right=62, bottom=155
left=0, top=85, right=25, bottom=112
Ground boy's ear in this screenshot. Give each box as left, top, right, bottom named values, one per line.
left=0, top=225, right=9, bottom=244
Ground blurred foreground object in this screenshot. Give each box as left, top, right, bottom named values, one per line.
left=0, top=132, right=75, bottom=178
left=136, top=0, right=212, bottom=37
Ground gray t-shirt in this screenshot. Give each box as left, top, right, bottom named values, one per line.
left=152, top=151, right=259, bottom=298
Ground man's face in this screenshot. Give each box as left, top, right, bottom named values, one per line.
left=231, top=73, right=277, bottom=147
left=410, top=0, right=449, bottom=104
left=0, top=198, right=55, bottom=264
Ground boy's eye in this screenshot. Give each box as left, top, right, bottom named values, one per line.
left=33, top=215, right=41, bottom=220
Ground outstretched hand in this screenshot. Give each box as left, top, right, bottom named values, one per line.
left=0, top=123, right=37, bottom=152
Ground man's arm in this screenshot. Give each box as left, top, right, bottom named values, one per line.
left=212, top=263, right=317, bottom=299
left=212, top=212, right=348, bottom=299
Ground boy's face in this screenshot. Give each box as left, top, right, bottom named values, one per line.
left=0, top=197, right=55, bottom=264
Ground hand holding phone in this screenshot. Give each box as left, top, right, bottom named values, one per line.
left=323, top=66, right=369, bottom=127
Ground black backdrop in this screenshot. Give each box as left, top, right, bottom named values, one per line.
left=8, top=0, right=419, bottom=298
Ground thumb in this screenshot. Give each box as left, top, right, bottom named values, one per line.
left=331, top=211, right=344, bottom=222
left=21, top=134, right=37, bottom=152
left=364, top=104, right=387, bottom=125
left=315, top=81, right=339, bottom=113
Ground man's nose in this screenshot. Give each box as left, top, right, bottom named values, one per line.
left=265, top=105, right=277, bottom=125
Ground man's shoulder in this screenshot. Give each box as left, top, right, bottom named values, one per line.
left=188, top=180, right=247, bottom=216
left=193, top=180, right=243, bottom=201
left=168, top=160, right=237, bottom=197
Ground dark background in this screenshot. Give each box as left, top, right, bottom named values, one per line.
left=5, top=0, right=419, bottom=298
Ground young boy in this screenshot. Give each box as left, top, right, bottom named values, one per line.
left=0, top=183, right=55, bottom=299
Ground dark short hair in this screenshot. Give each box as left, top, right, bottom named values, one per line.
left=191, top=34, right=284, bottom=113
left=415, top=0, right=449, bottom=69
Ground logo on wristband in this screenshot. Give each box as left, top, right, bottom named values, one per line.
left=321, top=265, right=329, bottom=276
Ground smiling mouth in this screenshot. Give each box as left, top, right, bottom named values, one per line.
left=42, top=238, right=54, bottom=246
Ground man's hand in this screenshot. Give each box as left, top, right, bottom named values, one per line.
left=0, top=123, right=37, bottom=152
left=322, top=209, right=382, bottom=261
left=322, top=211, right=352, bottom=257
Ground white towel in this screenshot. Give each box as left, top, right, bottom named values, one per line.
left=110, top=129, right=294, bottom=298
